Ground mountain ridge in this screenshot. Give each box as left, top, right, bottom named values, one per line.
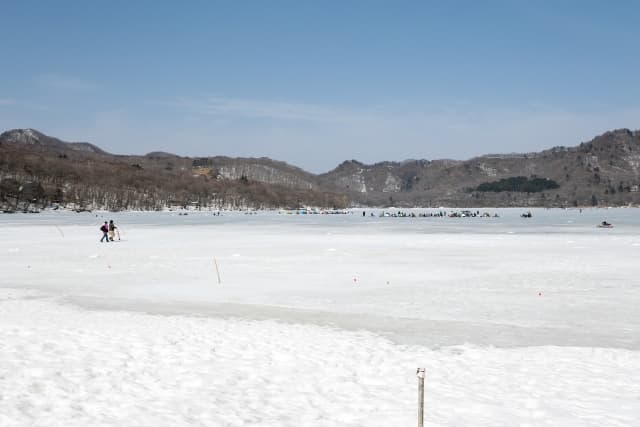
left=2, top=127, right=640, bottom=209
left=0, top=128, right=107, bottom=155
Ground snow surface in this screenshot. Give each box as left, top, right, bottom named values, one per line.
left=1, top=208, right=639, bottom=426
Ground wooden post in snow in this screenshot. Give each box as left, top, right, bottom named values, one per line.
left=213, top=257, right=221, bottom=284
left=417, top=367, right=425, bottom=427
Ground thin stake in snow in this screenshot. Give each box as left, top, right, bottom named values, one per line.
left=213, top=257, right=221, bottom=284
left=54, top=225, right=64, bottom=238
left=417, top=367, right=425, bottom=427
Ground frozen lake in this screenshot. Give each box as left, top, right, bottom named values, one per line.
left=1, top=208, right=639, bottom=426
left=2, top=208, right=639, bottom=349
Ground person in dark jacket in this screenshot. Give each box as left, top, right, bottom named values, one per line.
left=100, top=221, right=109, bottom=242
left=108, top=220, right=117, bottom=241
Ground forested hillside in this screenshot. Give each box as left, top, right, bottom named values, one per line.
left=0, top=129, right=347, bottom=212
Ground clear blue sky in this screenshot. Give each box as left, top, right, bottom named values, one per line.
left=1, top=0, right=639, bottom=172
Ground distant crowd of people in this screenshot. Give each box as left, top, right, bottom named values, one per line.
left=368, top=210, right=499, bottom=218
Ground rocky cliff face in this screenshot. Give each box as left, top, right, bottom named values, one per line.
left=204, top=157, right=316, bottom=189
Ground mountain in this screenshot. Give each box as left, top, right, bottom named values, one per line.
left=0, top=128, right=106, bottom=155
left=2, top=127, right=640, bottom=210
left=318, top=129, right=640, bottom=207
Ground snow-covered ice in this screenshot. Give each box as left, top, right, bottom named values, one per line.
left=1, top=208, right=639, bottom=426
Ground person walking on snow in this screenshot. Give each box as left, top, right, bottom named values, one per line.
left=108, top=220, right=118, bottom=241
left=100, top=221, right=109, bottom=242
